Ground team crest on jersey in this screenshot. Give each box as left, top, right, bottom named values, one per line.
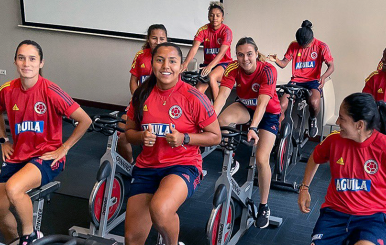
left=169, top=105, right=182, bottom=119
left=364, top=159, right=378, bottom=174
left=311, top=52, right=318, bottom=59
left=251, top=83, right=260, bottom=92
left=217, top=38, right=223, bottom=45
left=34, top=102, right=47, bottom=115
left=13, top=104, right=19, bottom=111
left=377, top=88, right=383, bottom=93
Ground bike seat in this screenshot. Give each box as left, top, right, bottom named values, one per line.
left=220, top=126, right=254, bottom=151
left=27, top=181, right=61, bottom=202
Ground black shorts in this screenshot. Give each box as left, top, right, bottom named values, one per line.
left=0, top=157, right=65, bottom=186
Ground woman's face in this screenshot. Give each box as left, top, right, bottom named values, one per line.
left=381, top=49, right=386, bottom=72
left=208, top=8, right=224, bottom=30
left=148, top=29, right=167, bottom=51
left=236, top=44, right=258, bottom=74
left=152, top=46, right=181, bottom=88
left=336, top=103, right=361, bottom=140
left=14, top=44, right=43, bottom=80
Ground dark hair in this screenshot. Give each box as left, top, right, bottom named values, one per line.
left=235, top=37, right=266, bottom=62
left=296, top=20, right=314, bottom=47
left=132, top=42, right=183, bottom=127
left=377, top=100, right=386, bottom=134
left=142, top=24, right=168, bottom=50
left=208, top=1, right=224, bottom=15
left=14, top=40, right=44, bottom=75
left=343, top=93, right=386, bottom=134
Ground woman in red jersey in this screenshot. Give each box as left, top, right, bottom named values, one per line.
left=0, top=40, right=91, bottom=245
left=181, top=1, right=233, bottom=100
left=298, top=93, right=386, bottom=245
left=124, top=42, right=221, bottom=245
left=213, top=37, right=281, bottom=229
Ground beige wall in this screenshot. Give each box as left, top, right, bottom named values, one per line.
left=1, top=0, right=385, bottom=112
left=224, top=0, right=386, bottom=113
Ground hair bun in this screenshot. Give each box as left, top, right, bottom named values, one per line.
left=301, top=20, right=313, bottom=28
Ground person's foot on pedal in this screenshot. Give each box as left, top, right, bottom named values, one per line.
left=19, top=230, right=43, bottom=245
left=308, top=117, right=318, bottom=138
left=230, top=153, right=240, bottom=176
left=255, top=203, right=270, bottom=229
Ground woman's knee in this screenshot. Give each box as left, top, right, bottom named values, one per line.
left=4, top=181, right=24, bottom=204
left=149, top=199, right=173, bottom=226
left=255, top=155, right=270, bottom=169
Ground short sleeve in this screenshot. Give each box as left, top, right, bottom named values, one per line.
left=221, top=27, right=232, bottom=46
left=284, top=42, right=295, bottom=61
left=194, top=25, right=207, bottom=43
left=130, top=51, right=142, bottom=77
left=126, top=100, right=135, bottom=121
left=363, top=71, right=378, bottom=96
left=321, top=43, right=334, bottom=63
left=258, top=65, right=277, bottom=98
left=48, top=83, right=79, bottom=118
left=188, top=88, right=217, bottom=129
left=221, top=62, right=238, bottom=89
left=0, top=81, right=10, bottom=112
left=312, top=133, right=335, bottom=164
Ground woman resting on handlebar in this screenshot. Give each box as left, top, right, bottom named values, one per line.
left=213, top=37, right=281, bottom=229
left=124, top=42, right=221, bottom=245
left=0, top=40, right=91, bottom=245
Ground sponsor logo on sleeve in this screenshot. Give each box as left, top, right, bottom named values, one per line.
left=335, top=178, right=371, bottom=192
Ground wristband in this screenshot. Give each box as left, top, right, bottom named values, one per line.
left=299, top=183, right=310, bottom=191
left=248, top=127, right=258, bottom=135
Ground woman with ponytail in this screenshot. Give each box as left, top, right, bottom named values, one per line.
left=124, top=42, right=221, bottom=245
left=213, top=37, right=281, bottom=229
left=268, top=20, right=335, bottom=138
left=298, top=93, right=386, bottom=245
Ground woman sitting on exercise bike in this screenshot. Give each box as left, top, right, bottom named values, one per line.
left=298, top=93, right=386, bottom=245
left=124, top=42, right=221, bottom=245
left=213, top=37, right=281, bottom=229
left=0, top=40, right=91, bottom=245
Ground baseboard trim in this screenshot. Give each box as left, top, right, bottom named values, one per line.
left=74, top=98, right=126, bottom=111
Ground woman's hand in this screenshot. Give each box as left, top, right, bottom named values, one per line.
left=298, top=188, right=311, bottom=213
left=142, top=126, right=157, bottom=147
left=40, top=144, right=68, bottom=166
left=266, top=54, right=277, bottom=62
left=165, top=123, right=184, bottom=147
left=180, top=62, right=189, bottom=73
left=201, top=65, right=214, bottom=77
left=247, top=129, right=259, bottom=145
left=1, top=142, right=14, bottom=161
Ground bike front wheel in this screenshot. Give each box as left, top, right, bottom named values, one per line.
left=275, top=131, right=293, bottom=182
left=206, top=198, right=235, bottom=245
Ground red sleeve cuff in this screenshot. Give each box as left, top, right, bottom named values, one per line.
left=64, top=103, right=80, bottom=118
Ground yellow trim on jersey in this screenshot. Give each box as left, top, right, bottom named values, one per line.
left=224, top=62, right=239, bottom=77
left=320, top=130, right=340, bottom=145
left=378, top=61, right=383, bottom=70
left=0, top=81, right=11, bottom=92
left=365, top=71, right=379, bottom=83
left=131, top=50, right=145, bottom=69
left=195, top=25, right=208, bottom=36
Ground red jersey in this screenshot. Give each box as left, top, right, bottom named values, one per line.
left=194, top=23, right=233, bottom=65
left=127, top=80, right=216, bottom=173
left=130, top=48, right=152, bottom=84
left=284, top=39, right=333, bottom=83
left=221, top=60, right=281, bottom=114
left=363, top=70, right=386, bottom=101
left=0, top=76, right=80, bottom=163
left=313, top=131, right=386, bottom=215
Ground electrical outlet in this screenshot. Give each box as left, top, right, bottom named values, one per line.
left=0, top=70, right=6, bottom=75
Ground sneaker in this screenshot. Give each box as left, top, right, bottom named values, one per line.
left=230, top=153, right=240, bottom=176
left=19, top=231, right=43, bottom=245
left=308, top=117, right=318, bottom=138
left=255, top=204, right=270, bottom=228
left=178, top=242, right=186, bottom=245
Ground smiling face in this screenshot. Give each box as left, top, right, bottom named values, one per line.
left=208, top=8, right=224, bottom=30
left=336, top=102, right=361, bottom=141
left=236, top=43, right=258, bottom=74
left=14, top=44, right=44, bottom=81
left=152, top=46, right=182, bottom=89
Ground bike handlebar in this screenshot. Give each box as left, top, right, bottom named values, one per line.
left=276, top=84, right=312, bottom=98
left=31, top=235, right=83, bottom=245
left=220, top=126, right=255, bottom=150
left=181, top=70, right=209, bottom=86
left=92, top=114, right=126, bottom=135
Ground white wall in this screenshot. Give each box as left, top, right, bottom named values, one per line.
left=1, top=0, right=386, bottom=111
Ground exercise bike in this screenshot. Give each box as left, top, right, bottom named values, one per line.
left=206, top=126, right=282, bottom=245
left=69, top=112, right=133, bottom=243
left=272, top=84, right=311, bottom=191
